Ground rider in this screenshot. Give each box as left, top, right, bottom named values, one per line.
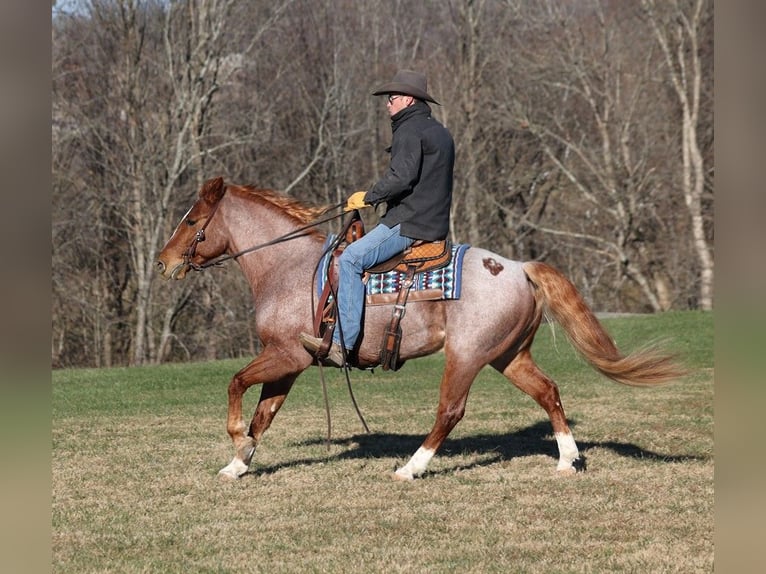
left=300, top=69, right=455, bottom=367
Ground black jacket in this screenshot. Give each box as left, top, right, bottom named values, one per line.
left=365, top=100, right=455, bottom=241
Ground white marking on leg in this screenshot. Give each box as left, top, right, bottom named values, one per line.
left=218, top=457, right=250, bottom=480
left=394, top=447, right=435, bottom=480
left=554, top=432, right=580, bottom=471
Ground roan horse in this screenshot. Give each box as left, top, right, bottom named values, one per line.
left=157, top=177, right=685, bottom=480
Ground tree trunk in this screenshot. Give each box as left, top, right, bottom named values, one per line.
left=643, top=0, right=713, bottom=309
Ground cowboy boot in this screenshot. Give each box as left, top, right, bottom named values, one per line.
left=299, top=333, right=347, bottom=368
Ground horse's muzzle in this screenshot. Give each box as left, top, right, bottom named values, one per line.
left=156, top=260, right=188, bottom=281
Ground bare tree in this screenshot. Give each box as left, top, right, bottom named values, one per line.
left=492, top=0, right=706, bottom=311
left=447, top=0, right=487, bottom=246
left=52, top=0, right=293, bottom=366
left=641, top=0, right=713, bottom=310
left=52, top=0, right=713, bottom=367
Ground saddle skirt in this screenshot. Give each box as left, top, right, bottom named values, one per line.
left=317, top=234, right=470, bottom=306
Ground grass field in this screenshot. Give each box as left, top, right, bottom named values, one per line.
left=52, top=311, right=713, bottom=573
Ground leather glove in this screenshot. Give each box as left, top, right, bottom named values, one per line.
left=344, top=191, right=370, bottom=212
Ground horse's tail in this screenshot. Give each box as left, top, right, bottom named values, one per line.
left=522, top=261, right=687, bottom=386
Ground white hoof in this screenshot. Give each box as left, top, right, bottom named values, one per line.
left=218, top=457, right=249, bottom=480
left=393, top=467, right=415, bottom=481
left=557, top=459, right=576, bottom=471
left=394, top=447, right=434, bottom=481
left=554, top=432, right=580, bottom=474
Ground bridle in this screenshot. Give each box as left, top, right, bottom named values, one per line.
left=181, top=193, right=346, bottom=272
left=181, top=198, right=223, bottom=271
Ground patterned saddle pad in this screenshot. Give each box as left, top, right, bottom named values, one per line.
left=317, top=235, right=470, bottom=305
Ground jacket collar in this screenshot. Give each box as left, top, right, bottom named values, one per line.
left=391, top=100, right=432, bottom=131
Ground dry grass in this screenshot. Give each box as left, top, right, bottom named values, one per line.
left=52, top=312, right=713, bottom=573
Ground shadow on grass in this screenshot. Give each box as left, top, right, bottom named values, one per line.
left=244, top=420, right=708, bottom=478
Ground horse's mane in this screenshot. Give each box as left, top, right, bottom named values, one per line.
left=230, top=184, right=330, bottom=225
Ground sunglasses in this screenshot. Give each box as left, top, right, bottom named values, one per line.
left=387, top=94, right=405, bottom=104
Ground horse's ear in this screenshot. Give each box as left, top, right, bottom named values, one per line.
left=200, top=177, right=225, bottom=204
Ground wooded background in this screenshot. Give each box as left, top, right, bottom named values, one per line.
left=51, top=0, right=713, bottom=368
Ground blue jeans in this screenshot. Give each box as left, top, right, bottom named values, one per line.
left=334, top=224, right=414, bottom=350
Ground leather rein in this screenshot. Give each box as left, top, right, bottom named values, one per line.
left=182, top=196, right=346, bottom=272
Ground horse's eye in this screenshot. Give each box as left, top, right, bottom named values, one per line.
left=186, top=219, right=197, bottom=226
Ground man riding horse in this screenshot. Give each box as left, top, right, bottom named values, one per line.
left=300, top=69, right=455, bottom=368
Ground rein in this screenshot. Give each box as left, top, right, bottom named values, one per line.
left=186, top=200, right=346, bottom=271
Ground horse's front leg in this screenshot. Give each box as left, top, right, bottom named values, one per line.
left=218, top=346, right=309, bottom=480
left=395, top=358, right=479, bottom=480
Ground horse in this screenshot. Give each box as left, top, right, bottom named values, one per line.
left=157, top=176, right=685, bottom=481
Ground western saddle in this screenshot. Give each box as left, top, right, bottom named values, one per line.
left=313, top=213, right=451, bottom=371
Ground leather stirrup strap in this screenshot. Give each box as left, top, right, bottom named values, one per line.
left=380, top=266, right=416, bottom=370
left=314, top=283, right=333, bottom=336
left=318, top=320, right=335, bottom=358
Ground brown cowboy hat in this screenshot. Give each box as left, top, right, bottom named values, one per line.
left=371, top=69, right=440, bottom=105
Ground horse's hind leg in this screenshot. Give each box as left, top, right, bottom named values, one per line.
left=218, top=346, right=307, bottom=480
left=493, top=350, right=581, bottom=474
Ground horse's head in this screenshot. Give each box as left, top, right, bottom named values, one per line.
left=157, top=176, right=228, bottom=280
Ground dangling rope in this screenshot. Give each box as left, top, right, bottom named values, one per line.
left=313, top=211, right=371, bottom=450
left=318, top=357, right=370, bottom=452
left=342, top=364, right=370, bottom=433
left=318, top=364, right=332, bottom=451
